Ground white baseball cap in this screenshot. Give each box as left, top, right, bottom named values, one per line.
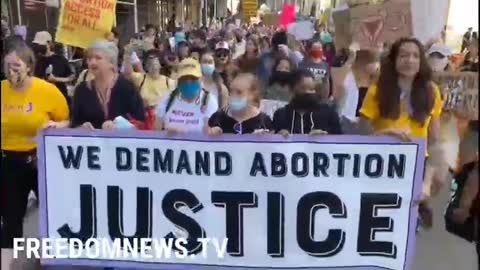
left=32, top=31, right=52, bottom=45
left=427, top=43, right=451, bottom=57
left=215, top=41, right=230, bottom=51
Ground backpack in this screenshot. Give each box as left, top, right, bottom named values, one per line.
left=82, top=70, right=89, bottom=82
left=444, top=162, right=479, bottom=242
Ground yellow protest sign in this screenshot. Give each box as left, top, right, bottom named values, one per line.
left=242, top=0, right=258, bottom=20
left=56, top=0, right=117, bottom=49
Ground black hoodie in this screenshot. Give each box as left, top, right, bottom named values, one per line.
left=272, top=103, right=342, bottom=135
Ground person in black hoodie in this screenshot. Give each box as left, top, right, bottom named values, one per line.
left=273, top=69, right=342, bottom=135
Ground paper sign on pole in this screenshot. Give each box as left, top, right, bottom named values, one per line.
left=349, top=0, right=413, bottom=49
left=262, top=13, right=279, bottom=26
left=279, top=4, right=296, bottom=28
left=242, top=0, right=258, bottom=20
left=434, top=71, right=479, bottom=120
left=56, top=0, right=117, bottom=49
left=37, top=129, right=425, bottom=270
left=287, top=21, right=315, bottom=41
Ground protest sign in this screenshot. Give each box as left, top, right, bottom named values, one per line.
left=279, top=4, right=296, bottom=28
left=259, top=99, right=287, bottom=118
left=242, top=0, right=258, bottom=20
left=287, top=21, right=315, bottom=41
left=331, top=8, right=352, bottom=50
left=434, top=72, right=479, bottom=120
left=38, top=129, right=424, bottom=270
left=56, top=0, right=116, bottom=49
left=340, top=0, right=413, bottom=49
left=262, top=13, right=279, bottom=27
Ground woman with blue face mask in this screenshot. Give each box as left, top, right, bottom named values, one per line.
left=200, top=51, right=229, bottom=110
left=209, top=73, right=273, bottom=135
left=155, top=58, right=219, bottom=134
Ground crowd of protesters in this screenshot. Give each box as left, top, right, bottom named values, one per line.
left=1, top=14, right=479, bottom=269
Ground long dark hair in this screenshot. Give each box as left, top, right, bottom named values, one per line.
left=268, top=56, right=294, bottom=86
left=201, top=50, right=227, bottom=108
left=377, top=37, right=434, bottom=125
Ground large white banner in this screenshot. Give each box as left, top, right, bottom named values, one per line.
left=37, top=129, right=425, bottom=270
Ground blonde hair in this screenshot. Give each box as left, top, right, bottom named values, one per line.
left=5, top=42, right=36, bottom=75
left=233, top=73, right=261, bottom=107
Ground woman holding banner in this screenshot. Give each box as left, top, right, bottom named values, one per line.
left=155, top=58, right=218, bottom=134
left=209, top=73, right=273, bottom=135
left=358, top=37, right=447, bottom=228
left=70, top=40, right=146, bottom=130
left=1, top=38, right=69, bottom=270
left=273, top=69, right=343, bottom=136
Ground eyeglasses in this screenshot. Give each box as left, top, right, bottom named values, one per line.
left=233, top=122, right=242, bottom=134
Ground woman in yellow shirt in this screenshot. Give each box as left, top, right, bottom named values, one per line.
left=1, top=40, right=69, bottom=269
left=123, top=48, right=175, bottom=106
left=123, top=48, right=175, bottom=129
left=358, top=37, right=446, bottom=228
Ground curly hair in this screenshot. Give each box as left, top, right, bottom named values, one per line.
left=377, top=37, right=434, bottom=125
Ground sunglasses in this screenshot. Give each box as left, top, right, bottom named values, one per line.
left=215, top=50, right=229, bottom=58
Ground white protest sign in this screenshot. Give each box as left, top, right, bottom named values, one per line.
left=46, top=0, right=60, bottom=8
left=287, top=21, right=315, bottom=41
left=38, top=129, right=424, bottom=270
left=259, top=99, right=287, bottom=119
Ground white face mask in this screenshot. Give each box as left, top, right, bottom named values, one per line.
left=428, top=57, right=449, bottom=72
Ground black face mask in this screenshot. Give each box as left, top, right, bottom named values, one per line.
left=32, top=44, right=47, bottom=57
left=270, top=71, right=291, bottom=85
left=291, top=93, right=319, bottom=111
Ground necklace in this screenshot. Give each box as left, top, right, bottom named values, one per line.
left=95, top=74, right=118, bottom=118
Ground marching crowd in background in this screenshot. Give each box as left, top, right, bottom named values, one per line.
left=1, top=15, right=479, bottom=269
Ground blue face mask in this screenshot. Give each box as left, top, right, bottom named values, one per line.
left=229, top=96, right=248, bottom=111
left=113, top=116, right=135, bottom=129
left=178, top=80, right=201, bottom=99
left=201, top=64, right=215, bottom=76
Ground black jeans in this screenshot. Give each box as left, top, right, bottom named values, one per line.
left=0, top=150, right=38, bottom=248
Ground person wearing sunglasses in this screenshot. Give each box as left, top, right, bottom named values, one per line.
left=155, top=58, right=218, bottom=134
left=209, top=73, right=273, bottom=135
left=214, top=41, right=238, bottom=89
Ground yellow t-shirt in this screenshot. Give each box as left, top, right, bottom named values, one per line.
left=1, top=77, right=69, bottom=152
left=360, top=83, right=443, bottom=139
left=131, top=72, right=175, bottom=107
